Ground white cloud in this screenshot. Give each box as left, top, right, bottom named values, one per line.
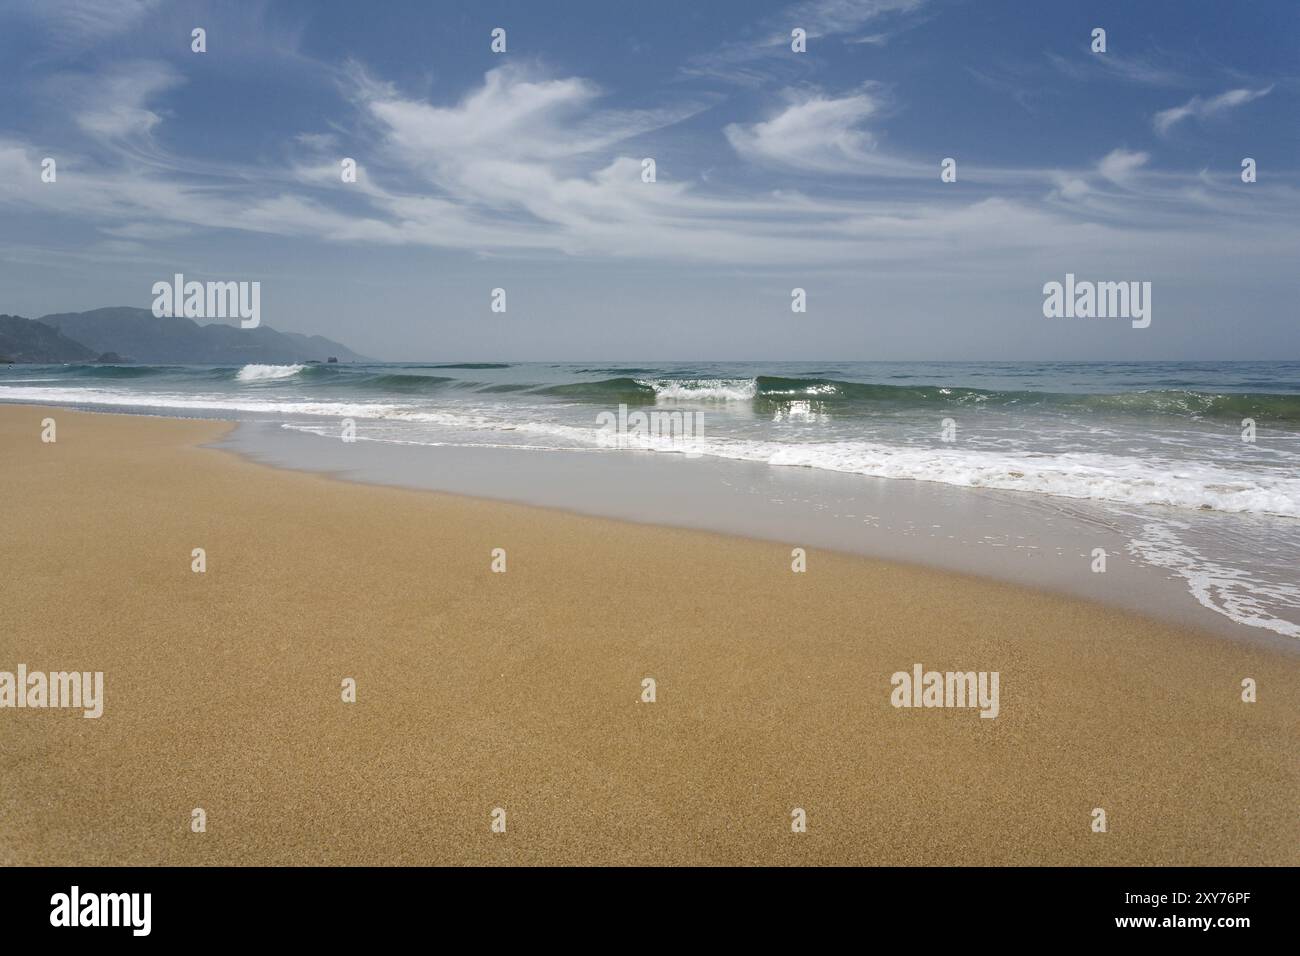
left=1152, top=103, right=1195, bottom=136
left=1096, top=148, right=1149, bottom=185
left=724, top=88, right=897, bottom=174
left=784, top=0, right=925, bottom=39
left=846, top=33, right=892, bottom=46
left=1, top=64, right=1297, bottom=275
left=1046, top=52, right=1191, bottom=88
left=359, top=64, right=704, bottom=170
left=1154, top=86, right=1274, bottom=135
left=71, top=61, right=184, bottom=145
left=13, top=0, right=164, bottom=43
left=683, top=0, right=928, bottom=84
left=1052, top=174, right=1089, bottom=201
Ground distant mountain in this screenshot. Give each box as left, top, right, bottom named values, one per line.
left=0, top=314, right=99, bottom=363
left=36, top=307, right=374, bottom=364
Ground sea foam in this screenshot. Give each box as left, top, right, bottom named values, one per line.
left=236, top=364, right=304, bottom=382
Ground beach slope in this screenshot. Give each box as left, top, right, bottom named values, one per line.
left=0, top=405, right=1296, bottom=865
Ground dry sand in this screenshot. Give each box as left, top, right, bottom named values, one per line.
left=1, top=405, right=1296, bottom=865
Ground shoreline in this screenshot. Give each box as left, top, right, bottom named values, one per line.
left=2, top=404, right=1297, bottom=865
left=5, top=398, right=1300, bottom=647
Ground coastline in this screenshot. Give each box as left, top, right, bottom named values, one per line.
left=4, top=375, right=1298, bottom=644
left=2, top=404, right=1297, bottom=865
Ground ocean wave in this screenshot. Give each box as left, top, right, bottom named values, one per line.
left=475, top=383, right=538, bottom=393
left=356, top=373, right=454, bottom=392
left=538, top=377, right=657, bottom=401
left=639, top=378, right=759, bottom=401
left=530, top=374, right=1300, bottom=421
left=236, top=364, right=304, bottom=382
left=755, top=377, right=1300, bottom=421
left=424, top=363, right=512, bottom=370
left=40, top=364, right=177, bottom=379
left=569, top=367, right=663, bottom=375
left=58, top=364, right=1300, bottom=424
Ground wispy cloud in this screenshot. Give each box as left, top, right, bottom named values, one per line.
left=1153, top=85, right=1274, bottom=135
left=1045, top=50, right=1194, bottom=88
left=12, top=0, right=164, bottom=45
left=724, top=85, right=919, bottom=175
left=783, top=0, right=925, bottom=38
left=845, top=32, right=892, bottom=46
left=682, top=0, right=929, bottom=86
left=965, top=65, right=1045, bottom=114
left=68, top=61, right=184, bottom=146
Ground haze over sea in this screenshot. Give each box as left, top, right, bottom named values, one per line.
left=3, top=359, right=1298, bottom=638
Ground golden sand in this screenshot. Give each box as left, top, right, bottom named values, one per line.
left=1, top=405, right=1296, bottom=865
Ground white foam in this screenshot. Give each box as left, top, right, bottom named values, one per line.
left=237, top=364, right=304, bottom=382
left=746, top=441, right=1300, bottom=517
left=4, top=384, right=1298, bottom=518
left=500, top=420, right=1300, bottom=518
left=1127, top=521, right=1300, bottom=637
left=638, top=378, right=757, bottom=401
left=562, top=429, right=1300, bottom=518
left=0, top=385, right=395, bottom=419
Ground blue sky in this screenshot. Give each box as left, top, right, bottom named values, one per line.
left=0, top=0, right=1296, bottom=360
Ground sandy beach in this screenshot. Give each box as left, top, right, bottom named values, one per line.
left=1, top=404, right=1296, bottom=866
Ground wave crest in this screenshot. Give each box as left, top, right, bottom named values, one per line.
left=236, top=364, right=305, bottom=382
